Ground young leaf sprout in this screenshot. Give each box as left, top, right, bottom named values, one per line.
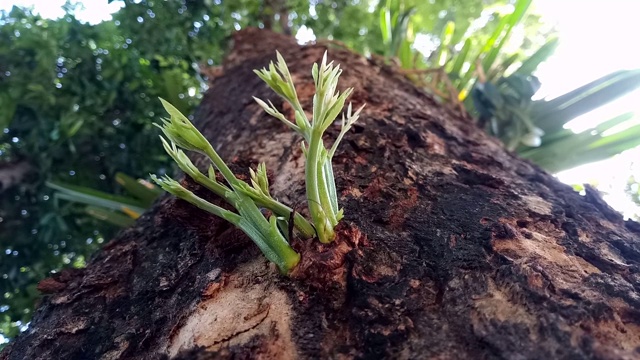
left=254, top=51, right=364, bottom=243
left=152, top=51, right=363, bottom=273
left=151, top=100, right=311, bottom=273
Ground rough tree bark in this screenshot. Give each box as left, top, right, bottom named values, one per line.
left=3, top=29, right=640, bottom=360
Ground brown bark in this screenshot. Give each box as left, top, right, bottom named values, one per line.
left=3, top=29, right=640, bottom=360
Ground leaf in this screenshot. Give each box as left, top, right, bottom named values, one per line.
left=589, top=124, right=640, bottom=149
left=435, top=21, right=455, bottom=67
left=115, top=172, right=161, bottom=206
left=458, top=0, right=532, bottom=95
left=161, top=70, right=190, bottom=114
left=85, top=206, right=136, bottom=227
left=397, top=38, right=413, bottom=69
left=481, top=0, right=532, bottom=73
left=519, top=121, right=640, bottom=173
left=390, top=7, right=416, bottom=58
left=532, top=69, right=640, bottom=133
left=471, top=86, right=495, bottom=120
left=514, top=37, right=559, bottom=76
left=121, top=206, right=142, bottom=219
left=66, top=119, right=84, bottom=137
left=501, top=74, right=540, bottom=100
left=594, top=112, right=636, bottom=133
left=380, top=3, right=392, bottom=48
left=487, top=53, right=520, bottom=81
left=481, top=82, right=504, bottom=108
left=449, top=38, right=472, bottom=79
left=47, top=181, right=146, bottom=214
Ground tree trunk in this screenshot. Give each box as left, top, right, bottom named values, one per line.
left=3, top=29, right=640, bottom=360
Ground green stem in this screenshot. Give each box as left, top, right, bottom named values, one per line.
left=306, top=130, right=335, bottom=243
left=253, top=196, right=316, bottom=239
left=234, top=195, right=300, bottom=273
left=317, top=155, right=337, bottom=226
left=322, top=156, right=339, bottom=220
left=203, top=147, right=242, bottom=189
left=182, top=148, right=315, bottom=240
left=175, top=188, right=242, bottom=225
left=184, top=167, right=232, bottom=199
left=164, top=176, right=300, bottom=273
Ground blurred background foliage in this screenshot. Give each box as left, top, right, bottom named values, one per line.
left=0, top=0, right=638, bottom=345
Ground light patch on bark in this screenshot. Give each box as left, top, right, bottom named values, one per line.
left=100, top=335, right=129, bottom=360
left=472, top=277, right=536, bottom=327
left=167, top=259, right=297, bottom=359
left=424, top=131, right=446, bottom=155
left=521, top=195, right=552, bottom=216
left=270, top=143, right=305, bottom=203
left=492, top=221, right=601, bottom=283
left=59, top=317, right=90, bottom=334
left=408, top=158, right=456, bottom=178
left=227, top=106, right=306, bottom=205
left=488, top=218, right=640, bottom=351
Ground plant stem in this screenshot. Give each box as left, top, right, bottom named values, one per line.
left=322, top=157, right=340, bottom=218
left=316, top=156, right=337, bottom=226
left=179, top=144, right=315, bottom=240
left=234, top=195, right=300, bottom=272
left=173, top=187, right=242, bottom=225
left=202, top=147, right=242, bottom=189
left=306, top=129, right=335, bottom=243
left=252, top=196, right=316, bottom=238
left=188, top=169, right=232, bottom=198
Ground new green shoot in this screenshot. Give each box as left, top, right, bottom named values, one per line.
left=254, top=51, right=364, bottom=243
left=151, top=99, right=310, bottom=273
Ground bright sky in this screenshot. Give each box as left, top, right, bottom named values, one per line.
left=533, top=0, right=640, bottom=217
left=534, top=0, right=640, bottom=127
left=1, top=0, right=639, bottom=217
left=0, top=0, right=123, bottom=23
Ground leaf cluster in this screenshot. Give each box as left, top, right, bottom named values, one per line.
left=153, top=52, right=363, bottom=272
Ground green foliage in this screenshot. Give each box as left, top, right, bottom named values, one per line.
left=154, top=52, right=363, bottom=270
left=472, top=73, right=543, bottom=150
left=376, top=0, right=639, bottom=174
left=153, top=98, right=308, bottom=273
left=379, top=0, right=416, bottom=63
left=377, top=0, right=551, bottom=97
left=47, top=172, right=161, bottom=227
left=307, top=0, right=382, bottom=55
left=531, top=70, right=640, bottom=135
left=473, top=69, right=640, bottom=173
left=0, top=1, right=230, bottom=342
left=519, top=111, right=640, bottom=173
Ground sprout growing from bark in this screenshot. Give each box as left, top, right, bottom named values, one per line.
left=152, top=100, right=308, bottom=273
left=151, top=51, right=363, bottom=273
left=254, top=51, right=364, bottom=243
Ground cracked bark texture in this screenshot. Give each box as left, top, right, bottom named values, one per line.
left=3, top=29, right=640, bottom=360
